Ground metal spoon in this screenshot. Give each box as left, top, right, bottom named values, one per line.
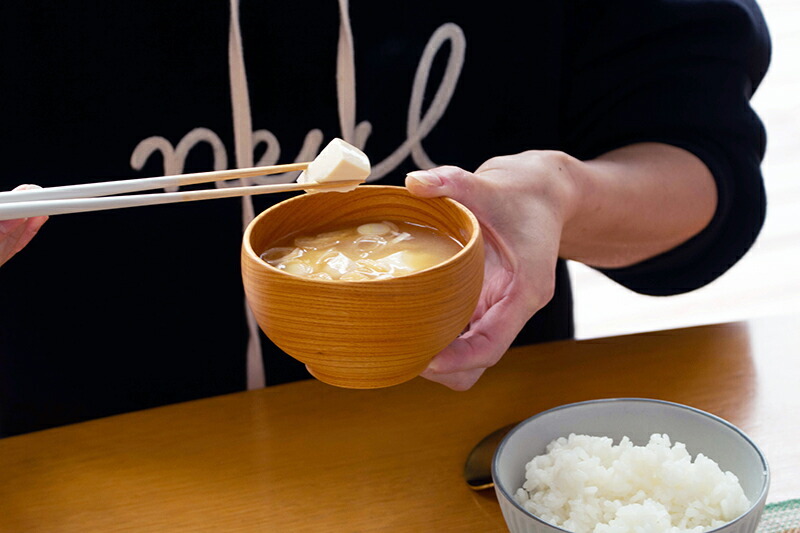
left=463, top=423, right=517, bottom=490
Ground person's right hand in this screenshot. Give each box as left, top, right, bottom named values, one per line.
left=404, top=143, right=717, bottom=391
left=0, top=185, right=48, bottom=267
left=405, top=152, right=575, bottom=391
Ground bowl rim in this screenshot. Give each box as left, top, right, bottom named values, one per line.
left=491, top=397, right=771, bottom=533
left=241, top=184, right=482, bottom=284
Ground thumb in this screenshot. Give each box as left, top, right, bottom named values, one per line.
left=405, top=166, right=476, bottom=201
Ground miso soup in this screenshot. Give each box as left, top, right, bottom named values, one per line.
left=261, top=220, right=462, bottom=281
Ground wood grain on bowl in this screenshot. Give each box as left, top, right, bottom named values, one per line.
left=241, top=186, right=484, bottom=388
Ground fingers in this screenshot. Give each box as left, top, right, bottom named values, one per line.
left=8, top=185, right=49, bottom=235
left=0, top=219, right=30, bottom=267
left=20, top=213, right=48, bottom=241
left=420, top=365, right=486, bottom=391
left=421, top=287, right=537, bottom=390
left=13, top=184, right=40, bottom=191
left=406, top=167, right=518, bottom=390
left=0, top=185, right=48, bottom=267
left=430, top=296, right=517, bottom=371
left=406, top=162, right=564, bottom=391
left=0, top=216, right=46, bottom=256
left=0, top=218, right=25, bottom=238
left=405, top=166, right=477, bottom=201
left=405, top=169, right=443, bottom=196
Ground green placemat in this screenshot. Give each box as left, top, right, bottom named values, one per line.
left=758, top=499, right=800, bottom=532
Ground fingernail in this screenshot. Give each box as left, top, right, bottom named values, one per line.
left=406, top=170, right=442, bottom=187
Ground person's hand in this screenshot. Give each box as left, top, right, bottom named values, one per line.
left=0, top=185, right=48, bottom=268
left=405, top=143, right=718, bottom=391
left=405, top=151, right=577, bottom=390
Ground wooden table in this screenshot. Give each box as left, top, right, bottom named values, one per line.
left=1, top=314, right=798, bottom=532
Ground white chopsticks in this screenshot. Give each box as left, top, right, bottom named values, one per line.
left=0, top=162, right=360, bottom=220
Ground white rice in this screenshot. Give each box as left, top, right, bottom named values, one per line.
left=514, top=433, right=750, bottom=533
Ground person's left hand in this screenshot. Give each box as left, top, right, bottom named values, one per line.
left=0, top=185, right=48, bottom=268
left=405, top=151, right=576, bottom=390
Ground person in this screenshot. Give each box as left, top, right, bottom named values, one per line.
left=0, top=0, right=770, bottom=436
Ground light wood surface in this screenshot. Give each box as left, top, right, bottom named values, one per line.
left=1, top=314, right=798, bottom=532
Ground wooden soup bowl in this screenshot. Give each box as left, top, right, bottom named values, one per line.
left=241, top=185, right=484, bottom=389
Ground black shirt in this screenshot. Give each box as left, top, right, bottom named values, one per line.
left=0, top=0, right=770, bottom=436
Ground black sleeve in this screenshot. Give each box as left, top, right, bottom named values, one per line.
left=560, top=0, right=771, bottom=296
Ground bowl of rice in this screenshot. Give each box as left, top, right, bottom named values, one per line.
left=492, top=398, right=769, bottom=533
